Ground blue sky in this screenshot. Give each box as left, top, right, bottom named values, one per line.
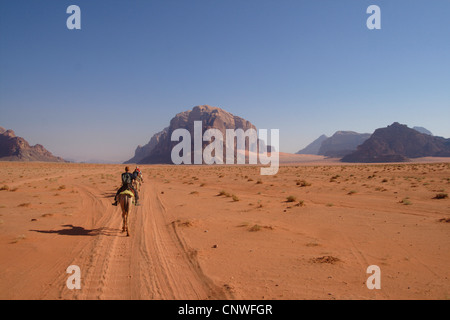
left=1, top=0, right=449, bottom=162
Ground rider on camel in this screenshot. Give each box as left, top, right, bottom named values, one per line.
left=133, top=166, right=144, bottom=182
left=112, top=166, right=140, bottom=206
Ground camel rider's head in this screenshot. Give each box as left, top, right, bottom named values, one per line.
left=125, top=166, right=130, bottom=172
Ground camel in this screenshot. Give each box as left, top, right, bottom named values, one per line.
left=118, top=190, right=134, bottom=236
left=133, top=173, right=144, bottom=192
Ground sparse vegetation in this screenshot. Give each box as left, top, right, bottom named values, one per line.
left=330, top=175, right=340, bottom=182
left=310, top=255, right=340, bottom=264
left=41, top=213, right=54, bottom=218
left=400, top=198, right=412, bottom=205
left=306, top=242, right=320, bottom=247
left=248, top=224, right=274, bottom=232
left=232, top=194, right=240, bottom=202
left=177, top=220, right=194, bottom=227
left=218, top=190, right=231, bottom=197
left=249, top=224, right=261, bottom=232
left=0, top=185, right=10, bottom=191
left=296, top=180, right=311, bottom=187
left=295, top=200, right=305, bottom=207
left=286, top=195, right=297, bottom=202
left=18, top=203, right=31, bottom=207
left=433, top=193, right=448, bottom=199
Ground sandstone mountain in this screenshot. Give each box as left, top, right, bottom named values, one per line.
left=296, top=134, right=328, bottom=155
left=341, top=122, right=450, bottom=163
left=125, top=127, right=169, bottom=164
left=296, top=131, right=370, bottom=157
left=126, top=105, right=270, bottom=164
left=317, top=131, right=371, bottom=158
left=0, top=127, right=66, bottom=162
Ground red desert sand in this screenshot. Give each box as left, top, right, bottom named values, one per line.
left=0, top=158, right=449, bottom=300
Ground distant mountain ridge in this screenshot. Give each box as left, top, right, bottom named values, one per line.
left=296, top=131, right=370, bottom=157
left=297, top=125, right=435, bottom=159
left=296, top=134, right=328, bottom=155
left=341, top=122, right=450, bottom=163
left=0, top=126, right=66, bottom=162
left=317, top=131, right=371, bottom=158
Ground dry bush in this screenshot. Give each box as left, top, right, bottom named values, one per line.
left=286, top=195, right=297, bottom=202
left=18, top=203, right=31, bottom=208
left=296, top=180, right=311, bottom=187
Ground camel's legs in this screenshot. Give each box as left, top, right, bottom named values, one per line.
left=118, top=194, right=131, bottom=236
left=124, top=212, right=129, bottom=237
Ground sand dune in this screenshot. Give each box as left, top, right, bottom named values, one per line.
left=0, top=160, right=449, bottom=299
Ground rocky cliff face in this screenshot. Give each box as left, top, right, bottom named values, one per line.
left=125, top=127, right=169, bottom=164
left=126, top=105, right=265, bottom=164
left=0, top=127, right=66, bottom=162
left=341, top=122, right=450, bottom=163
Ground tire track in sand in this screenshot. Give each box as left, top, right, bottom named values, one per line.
left=65, top=182, right=228, bottom=300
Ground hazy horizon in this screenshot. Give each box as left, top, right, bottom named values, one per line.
left=1, top=0, right=450, bottom=162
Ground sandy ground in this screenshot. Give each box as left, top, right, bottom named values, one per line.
left=0, top=159, right=449, bottom=300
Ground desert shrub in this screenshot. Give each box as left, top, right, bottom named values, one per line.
left=433, top=193, right=448, bottom=199
left=296, top=180, right=311, bottom=187
left=218, top=190, right=231, bottom=197
left=249, top=224, right=261, bottom=232
left=401, top=198, right=412, bottom=205
left=286, top=195, right=297, bottom=202
left=18, top=203, right=31, bottom=207
left=330, top=175, right=340, bottom=182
